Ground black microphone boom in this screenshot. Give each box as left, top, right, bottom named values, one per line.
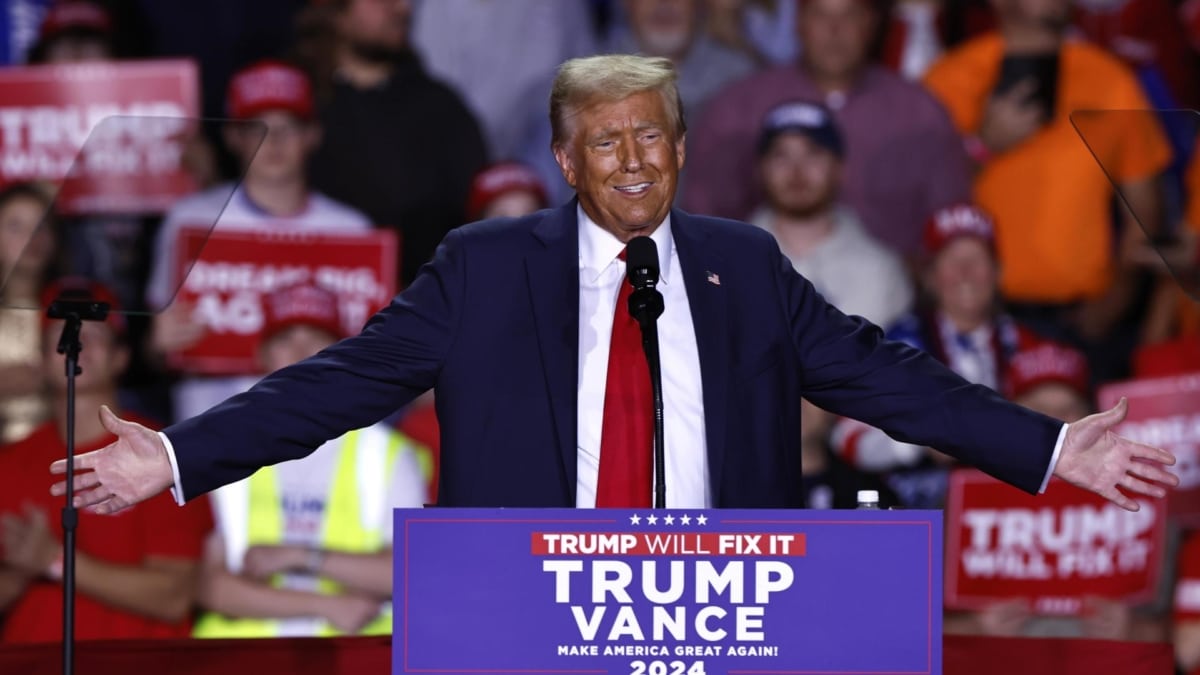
left=625, top=236, right=666, bottom=509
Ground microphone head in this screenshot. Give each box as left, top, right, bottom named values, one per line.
left=626, top=236, right=659, bottom=290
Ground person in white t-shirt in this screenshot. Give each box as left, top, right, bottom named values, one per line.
left=146, top=60, right=372, bottom=423
left=193, top=283, right=429, bottom=638
left=747, top=99, right=914, bottom=330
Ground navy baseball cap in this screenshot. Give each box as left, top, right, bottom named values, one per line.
left=757, top=100, right=845, bottom=158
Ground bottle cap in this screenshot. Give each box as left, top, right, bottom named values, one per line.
left=857, top=489, right=879, bottom=503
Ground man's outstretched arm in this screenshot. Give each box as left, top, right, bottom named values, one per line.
left=52, top=228, right=469, bottom=512
left=774, top=241, right=1177, bottom=508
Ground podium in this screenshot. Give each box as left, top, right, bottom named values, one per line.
left=394, top=509, right=943, bottom=674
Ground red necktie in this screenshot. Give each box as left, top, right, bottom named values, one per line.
left=595, top=250, right=653, bottom=507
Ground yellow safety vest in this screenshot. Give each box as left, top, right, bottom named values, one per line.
left=194, top=427, right=409, bottom=638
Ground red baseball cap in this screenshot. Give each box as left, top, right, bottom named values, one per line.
left=1006, top=341, right=1091, bottom=401
left=40, top=277, right=126, bottom=337
left=226, top=60, right=314, bottom=121
left=39, top=1, right=112, bottom=41
left=466, top=162, right=549, bottom=220
left=260, top=283, right=343, bottom=343
left=923, top=203, right=995, bottom=258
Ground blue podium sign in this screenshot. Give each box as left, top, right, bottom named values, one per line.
left=395, top=509, right=943, bottom=674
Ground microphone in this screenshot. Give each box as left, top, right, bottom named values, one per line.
left=625, top=236, right=666, bottom=509
left=625, top=236, right=664, bottom=326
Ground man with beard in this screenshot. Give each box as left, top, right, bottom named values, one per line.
left=298, top=0, right=487, bottom=286
left=922, top=0, right=1171, bottom=382
left=749, top=100, right=913, bottom=330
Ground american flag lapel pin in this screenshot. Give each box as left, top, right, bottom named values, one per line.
left=706, top=271, right=720, bottom=286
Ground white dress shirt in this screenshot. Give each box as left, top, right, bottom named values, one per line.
left=575, top=208, right=710, bottom=508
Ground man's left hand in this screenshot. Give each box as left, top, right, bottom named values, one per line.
left=1053, top=398, right=1178, bottom=511
left=1, top=505, right=59, bottom=577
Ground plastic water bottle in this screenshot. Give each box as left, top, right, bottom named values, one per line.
left=856, top=489, right=880, bottom=510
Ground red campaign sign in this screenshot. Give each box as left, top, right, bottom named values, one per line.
left=0, top=59, right=200, bottom=214
left=1099, top=372, right=1200, bottom=525
left=169, top=227, right=398, bottom=375
left=944, top=468, right=1167, bottom=615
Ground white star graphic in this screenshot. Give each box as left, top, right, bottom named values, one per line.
left=646, top=514, right=658, bottom=525
left=680, top=514, right=691, bottom=525
left=696, top=515, right=708, bottom=526
left=630, top=514, right=641, bottom=525
left=664, top=514, right=675, bottom=525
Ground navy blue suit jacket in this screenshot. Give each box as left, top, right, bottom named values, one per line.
left=167, top=202, right=1063, bottom=507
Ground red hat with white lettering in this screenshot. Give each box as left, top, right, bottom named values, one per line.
left=227, top=60, right=314, bottom=121
left=923, top=203, right=996, bottom=257
left=40, top=277, right=126, bottom=337
left=261, top=283, right=344, bottom=342
left=39, top=1, right=112, bottom=41
left=1006, top=341, right=1091, bottom=401
left=466, top=162, right=549, bottom=220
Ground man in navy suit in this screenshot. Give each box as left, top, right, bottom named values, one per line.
left=54, top=54, right=1175, bottom=513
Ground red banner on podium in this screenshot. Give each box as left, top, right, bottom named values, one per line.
left=0, top=59, right=199, bottom=214
left=169, top=227, right=397, bottom=375
left=944, top=469, right=1167, bottom=615
left=1099, top=372, right=1200, bottom=525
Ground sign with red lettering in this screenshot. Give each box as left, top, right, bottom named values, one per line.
left=1099, top=373, right=1200, bottom=525
left=169, top=227, right=397, bottom=375
left=398, top=508, right=942, bottom=674
left=0, top=59, right=199, bottom=214
left=944, top=469, right=1167, bottom=615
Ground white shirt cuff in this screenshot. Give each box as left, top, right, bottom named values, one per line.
left=1038, top=423, right=1069, bottom=494
left=159, top=431, right=186, bottom=506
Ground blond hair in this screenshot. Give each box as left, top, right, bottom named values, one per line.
left=549, top=54, right=686, bottom=148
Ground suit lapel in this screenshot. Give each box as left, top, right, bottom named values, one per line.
left=671, top=209, right=730, bottom=503
left=526, top=202, right=581, bottom=502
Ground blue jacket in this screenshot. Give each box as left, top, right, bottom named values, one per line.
left=166, top=202, right=1062, bottom=507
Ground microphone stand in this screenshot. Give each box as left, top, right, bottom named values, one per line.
left=47, top=295, right=110, bottom=675
left=628, top=287, right=665, bottom=509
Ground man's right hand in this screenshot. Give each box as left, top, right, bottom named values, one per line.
left=320, top=593, right=382, bottom=634
left=48, top=406, right=175, bottom=514
left=150, top=302, right=207, bottom=356
left=979, top=78, right=1047, bottom=156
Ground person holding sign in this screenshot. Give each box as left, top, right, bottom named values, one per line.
left=193, top=283, right=428, bottom=638
left=145, top=59, right=372, bottom=424
left=51, top=55, right=1176, bottom=521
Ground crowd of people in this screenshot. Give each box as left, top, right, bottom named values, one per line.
left=0, top=0, right=1199, bottom=667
